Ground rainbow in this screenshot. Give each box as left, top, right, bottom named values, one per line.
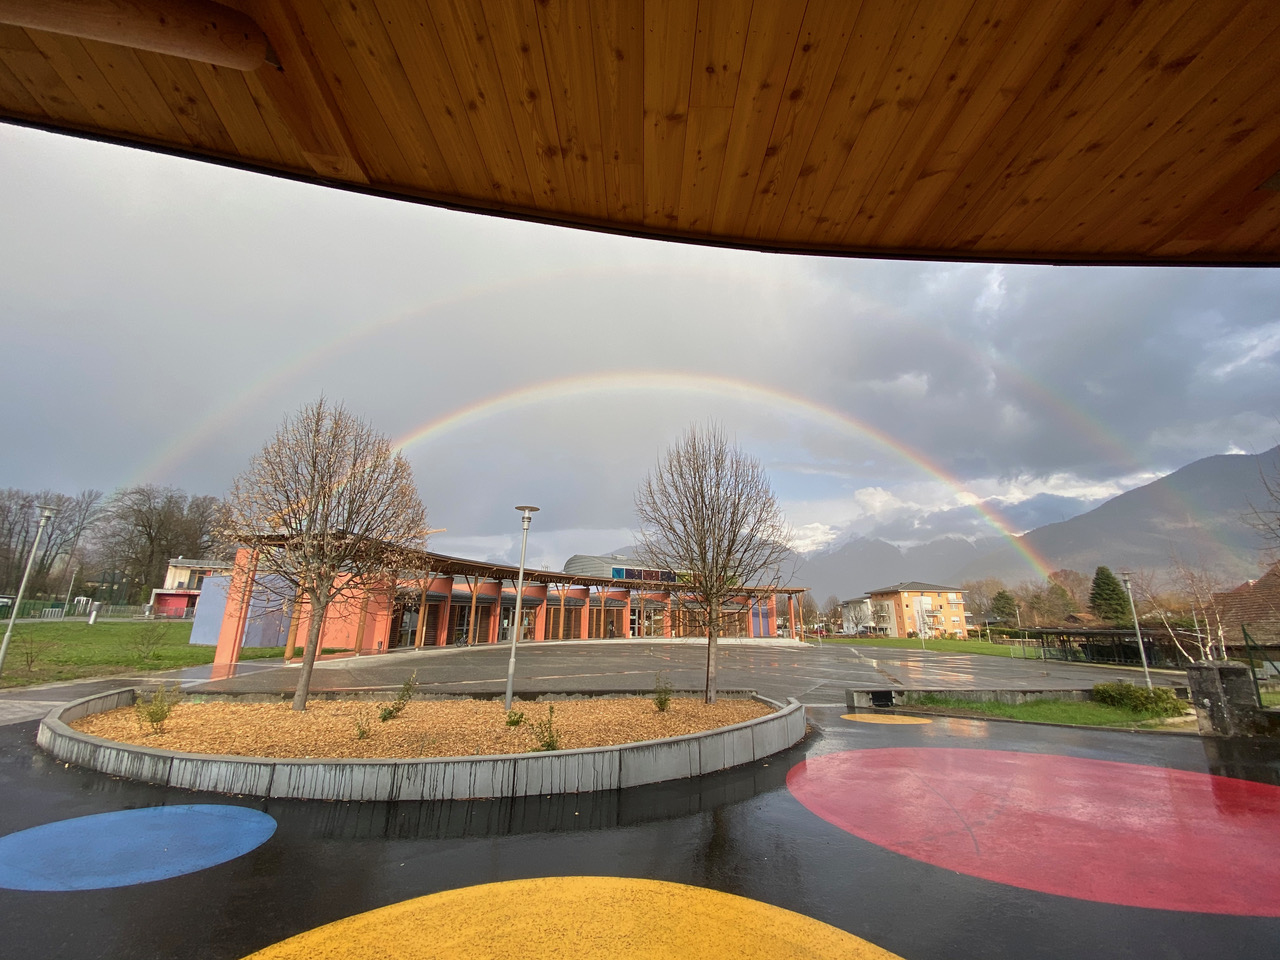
left=129, top=263, right=654, bottom=485
left=125, top=257, right=1202, bottom=578
left=134, top=260, right=1142, bottom=504
left=390, top=371, right=1058, bottom=579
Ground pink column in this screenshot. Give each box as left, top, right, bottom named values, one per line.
left=435, top=576, right=453, bottom=646
left=488, top=581, right=502, bottom=643
left=213, top=547, right=257, bottom=670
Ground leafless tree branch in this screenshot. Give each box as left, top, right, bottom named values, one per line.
left=219, top=397, right=428, bottom=709
left=634, top=421, right=792, bottom=703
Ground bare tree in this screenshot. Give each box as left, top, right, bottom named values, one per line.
left=220, top=398, right=428, bottom=710
left=1128, top=568, right=1203, bottom=663
left=97, top=486, right=219, bottom=600
left=36, top=490, right=105, bottom=594
left=1015, top=578, right=1077, bottom=627
left=822, top=594, right=842, bottom=633
left=844, top=597, right=873, bottom=634
left=635, top=422, right=791, bottom=703
left=0, top=489, right=104, bottom=596
left=959, top=577, right=1006, bottom=621
left=1167, top=551, right=1231, bottom=660
left=1048, top=569, right=1091, bottom=611
left=1248, top=447, right=1280, bottom=564
left=798, top=590, right=819, bottom=631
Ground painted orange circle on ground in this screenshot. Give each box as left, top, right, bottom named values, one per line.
left=241, top=876, right=903, bottom=959
left=841, top=714, right=932, bottom=725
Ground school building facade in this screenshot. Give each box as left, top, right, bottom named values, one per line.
left=201, top=547, right=805, bottom=670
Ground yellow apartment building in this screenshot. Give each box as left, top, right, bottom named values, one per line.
left=867, top=582, right=969, bottom=639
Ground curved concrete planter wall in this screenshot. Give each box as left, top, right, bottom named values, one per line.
left=37, top=690, right=806, bottom=802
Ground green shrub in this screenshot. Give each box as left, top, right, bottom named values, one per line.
left=530, top=705, right=560, bottom=752
left=653, top=673, right=674, bottom=712
left=379, top=670, right=417, bottom=722
left=1092, top=681, right=1183, bottom=717
left=134, top=684, right=179, bottom=735
left=506, top=709, right=526, bottom=727
left=132, top=621, right=171, bottom=663
left=14, top=628, right=61, bottom=673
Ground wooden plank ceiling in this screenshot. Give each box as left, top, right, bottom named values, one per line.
left=2, top=0, right=1280, bottom=265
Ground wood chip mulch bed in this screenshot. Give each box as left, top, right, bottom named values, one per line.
left=70, top=697, right=776, bottom=759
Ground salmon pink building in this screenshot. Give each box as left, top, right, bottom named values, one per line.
left=201, top=547, right=804, bottom=670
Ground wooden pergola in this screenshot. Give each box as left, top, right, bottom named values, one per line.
left=2, top=1, right=1278, bottom=265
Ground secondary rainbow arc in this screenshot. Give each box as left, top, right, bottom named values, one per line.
left=391, top=371, right=1057, bottom=579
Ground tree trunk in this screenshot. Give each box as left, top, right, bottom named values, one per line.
left=705, top=598, right=719, bottom=704
left=291, top=595, right=326, bottom=711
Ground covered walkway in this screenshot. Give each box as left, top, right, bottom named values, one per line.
left=208, top=545, right=805, bottom=671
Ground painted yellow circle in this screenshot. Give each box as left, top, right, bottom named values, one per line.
left=241, top=876, right=903, bottom=959
left=842, top=713, right=933, bottom=725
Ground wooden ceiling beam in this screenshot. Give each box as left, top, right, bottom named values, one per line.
left=0, top=0, right=274, bottom=71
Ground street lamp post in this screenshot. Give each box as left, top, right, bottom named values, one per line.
left=0, top=504, right=57, bottom=677
left=504, top=505, right=538, bottom=712
left=1120, top=571, right=1154, bottom=691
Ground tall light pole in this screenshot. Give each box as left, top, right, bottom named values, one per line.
left=0, top=504, right=57, bottom=677
left=504, top=505, right=538, bottom=712
left=1120, top=571, right=1153, bottom=691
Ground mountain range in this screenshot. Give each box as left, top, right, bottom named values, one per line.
left=791, top=447, right=1279, bottom=601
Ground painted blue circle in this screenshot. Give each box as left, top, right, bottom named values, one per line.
left=0, top=804, right=276, bottom=891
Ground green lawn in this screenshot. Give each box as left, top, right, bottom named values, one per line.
left=909, top=693, right=1190, bottom=728
left=819, top=635, right=1042, bottom=658
left=1262, top=690, right=1280, bottom=708
left=0, top=620, right=282, bottom=688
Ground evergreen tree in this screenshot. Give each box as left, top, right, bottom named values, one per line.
left=1088, top=566, right=1130, bottom=622
left=991, top=589, right=1018, bottom=622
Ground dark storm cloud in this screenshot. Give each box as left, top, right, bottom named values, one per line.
left=801, top=260, right=1280, bottom=483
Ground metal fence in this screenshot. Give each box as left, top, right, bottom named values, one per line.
left=1031, top=633, right=1189, bottom=669
left=0, top=600, right=153, bottom=621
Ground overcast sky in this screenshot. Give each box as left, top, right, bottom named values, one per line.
left=2, top=124, right=1278, bottom=568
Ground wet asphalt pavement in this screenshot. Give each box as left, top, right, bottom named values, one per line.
left=0, top=643, right=1273, bottom=960
left=197, top=639, right=1186, bottom=704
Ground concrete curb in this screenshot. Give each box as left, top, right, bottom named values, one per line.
left=37, top=690, right=806, bottom=801
left=846, top=684, right=1189, bottom=709
left=841, top=705, right=1203, bottom=737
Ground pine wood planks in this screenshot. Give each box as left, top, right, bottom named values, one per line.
left=0, top=0, right=1276, bottom=263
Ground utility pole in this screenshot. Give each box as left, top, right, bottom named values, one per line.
left=0, top=505, right=57, bottom=677
left=1120, top=571, right=1154, bottom=691
left=504, top=506, right=538, bottom=712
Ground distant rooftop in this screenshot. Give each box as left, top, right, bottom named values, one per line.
left=866, top=582, right=965, bottom=595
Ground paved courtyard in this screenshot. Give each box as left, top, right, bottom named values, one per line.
left=196, top=639, right=1188, bottom=704
left=0, top=642, right=1274, bottom=959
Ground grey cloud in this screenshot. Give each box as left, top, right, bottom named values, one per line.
left=2, top=126, right=1277, bottom=558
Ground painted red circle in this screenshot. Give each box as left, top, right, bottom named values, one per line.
left=787, top=747, right=1280, bottom=915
